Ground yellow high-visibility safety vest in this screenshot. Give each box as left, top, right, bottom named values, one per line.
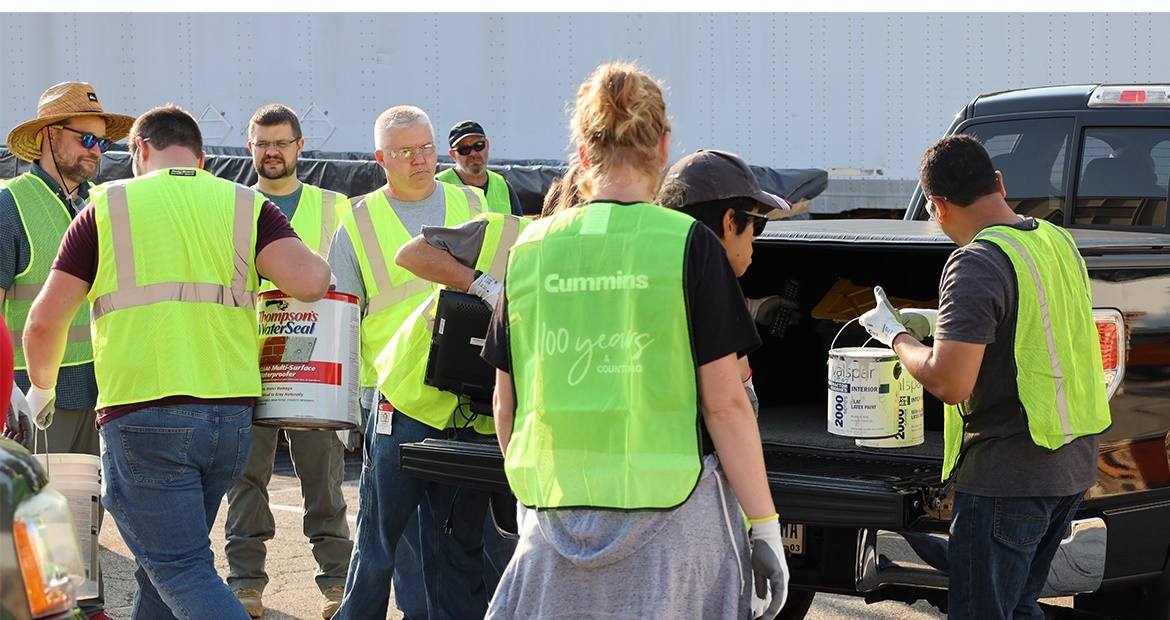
left=340, top=182, right=484, bottom=387
left=2, top=173, right=93, bottom=369
left=259, top=184, right=349, bottom=292
left=942, top=220, right=1112, bottom=479
left=435, top=168, right=513, bottom=215
left=375, top=212, right=527, bottom=435
left=88, top=168, right=265, bottom=408
left=505, top=203, right=702, bottom=510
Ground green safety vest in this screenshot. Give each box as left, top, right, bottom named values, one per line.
left=435, top=168, right=513, bottom=215
left=942, top=220, right=1112, bottom=479
left=340, top=182, right=483, bottom=387
left=504, top=202, right=702, bottom=510
left=259, top=184, right=348, bottom=292
left=374, top=212, right=528, bottom=434
left=2, top=173, right=94, bottom=369
left=88, top=168, right=265, bottom=408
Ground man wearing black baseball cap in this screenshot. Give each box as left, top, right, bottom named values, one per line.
left=435, top=120, right=524, bottom=216
left=657, top=149, right=798, bottom=416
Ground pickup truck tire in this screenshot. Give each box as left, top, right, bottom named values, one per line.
left=775, top=588, right=816, bottom=620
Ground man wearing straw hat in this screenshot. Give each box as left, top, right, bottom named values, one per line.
left=0, top=80, right=133, bottom=620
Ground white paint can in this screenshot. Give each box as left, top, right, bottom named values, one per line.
left=34, top=453, right=100, bottom=600
left=254, top=291, right=360, bottom=430
left=827, top=347, right=901, bottom=438
left=857, top=371, right=925, bottom=448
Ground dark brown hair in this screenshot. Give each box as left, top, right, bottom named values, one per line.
left=128, top=103, right=202, bottom=158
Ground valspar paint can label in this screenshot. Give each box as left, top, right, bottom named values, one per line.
left=827, top=347, right=900, bottom=438
left=857, top=372, right=925, bottom=448
left=254, top=291, right=360, bottom=430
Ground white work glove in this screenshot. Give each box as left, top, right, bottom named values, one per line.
left=750, top=516, right=790, bottom=620
left=25, top=384, right=56, bottom=430
left=2, top=383, right=33, bottom=450
left=468, top=271, right=502, bottom=311
left=900, top=309, right=939, bottom=341
left=858, top=286, right=908, bottom=347
left=328, top=272, right=338, bottom=292
left=746, top=295, right=800, bottom=326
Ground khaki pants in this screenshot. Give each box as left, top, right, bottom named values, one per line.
left=224, top=425, right=352, bottom=593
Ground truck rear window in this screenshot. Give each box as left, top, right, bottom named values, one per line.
left=965, top=118, right=1072, bottom=224
left=1073, top=128, right=1170, bottom=228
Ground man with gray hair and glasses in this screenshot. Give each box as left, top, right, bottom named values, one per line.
left=330, top=105, right=496, bottom=619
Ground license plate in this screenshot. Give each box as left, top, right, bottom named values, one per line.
left=781, top=522, right=805, bottom=556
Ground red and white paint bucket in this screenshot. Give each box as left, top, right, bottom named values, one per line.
left=254, top=290, right=360, bottom=430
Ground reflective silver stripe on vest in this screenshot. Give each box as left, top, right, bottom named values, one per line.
left=980, top=230, right=1074, bottom=444
left=319, top=189, right=339, bottom=260
left=91, top=184, right=257, bottom=321
left=8, top=283, right=44, bottom=301
left=486, top=216, right=520, bottom=281
left=351, top=195, right=434, bottom=318
left=1051, top=224, right=1090, bottom=294
left=461, top=187, right=483, bottom=217
left=10, top=324, right=90, bottom=346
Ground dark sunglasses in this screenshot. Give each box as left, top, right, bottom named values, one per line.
left=738, top=210, right=769, bottom=236
left=53, top=125, right=112, bottom=152
left=455, top=140, right=486, bottom=156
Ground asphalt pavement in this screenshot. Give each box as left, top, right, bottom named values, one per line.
left=93, top=440, right=1073, bottom=620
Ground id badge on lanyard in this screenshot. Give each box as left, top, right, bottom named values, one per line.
left=375, top=402, right=394, bottom=436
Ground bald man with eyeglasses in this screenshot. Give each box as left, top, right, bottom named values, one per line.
left=435, top=120, right=524, bottom=216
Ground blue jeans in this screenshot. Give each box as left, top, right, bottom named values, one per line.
left=393, top=500, right=518, bottom=619
left=334, top=409, right=492, bottom=620
left=99, top=403, right=254, bottom=620
left=948, top=491, right=1083, bottom=620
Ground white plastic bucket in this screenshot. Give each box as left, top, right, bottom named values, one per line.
left=33, top=453, right=101, bottom=600
left=857, top=371, right=925, bottom=448
left=254, top=291, right=360, bottom=430
left=827, top=347, right=901, bottom=438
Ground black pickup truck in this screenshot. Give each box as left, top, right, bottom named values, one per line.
left=400, top=84, right=1170, bottom=619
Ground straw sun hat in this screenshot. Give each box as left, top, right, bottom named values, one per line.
left=6, top=81, right=135, bottom=163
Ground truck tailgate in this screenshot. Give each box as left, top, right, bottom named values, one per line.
left=400, top=404, right=945, bottom=530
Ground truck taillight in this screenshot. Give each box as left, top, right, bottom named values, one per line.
left=1089, top=86, right=1170, bottom=107
left=13, top=487, right=85, bottom=618
left=1095, top=309, right=1125, bottom=400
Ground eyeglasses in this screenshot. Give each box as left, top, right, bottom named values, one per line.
left=253, top=139, right=301, bottom=151
left=386, top=143, right=436, bottom=160
left=739, top=210, right=769, bottom=236
left=455, top=140, right=487, bottom=156
left=53, top=125, right=112, bottom=152
left=924, top=195, right=948, bottom=220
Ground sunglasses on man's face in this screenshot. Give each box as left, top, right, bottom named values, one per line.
left=455, top=140, right=486, bottom=156
left=739, top=210, right=769, bottom=236
left=53, top=125, right=112, bottom=152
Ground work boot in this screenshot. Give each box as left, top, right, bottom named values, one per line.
left=321, top=585, right=345, bottom=619
left=233, top=588, right=264, bottom=618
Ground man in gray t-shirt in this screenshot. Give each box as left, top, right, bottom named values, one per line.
left=330, top=105, right=485, bottom=620
left=861, top=135, right=1105, bottom=620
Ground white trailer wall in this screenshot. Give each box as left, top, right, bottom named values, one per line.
left=2, top=12, right=1167, bottom=213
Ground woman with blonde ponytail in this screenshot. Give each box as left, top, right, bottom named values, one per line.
left=481, top=61, right=789, bottom=620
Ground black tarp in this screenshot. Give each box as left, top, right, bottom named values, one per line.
left=0, top=146, right=827, bottom=216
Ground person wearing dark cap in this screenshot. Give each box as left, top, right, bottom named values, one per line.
left=0, top=81, right=134, bottom=620
left=658, top=148, right=799, bottom=416
left=436, top=120, right=524, bottom=216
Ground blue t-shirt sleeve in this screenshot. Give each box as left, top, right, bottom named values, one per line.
left=507, top=181, right=524, bottom=217
left=0, top=189, right=24, bottom=290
